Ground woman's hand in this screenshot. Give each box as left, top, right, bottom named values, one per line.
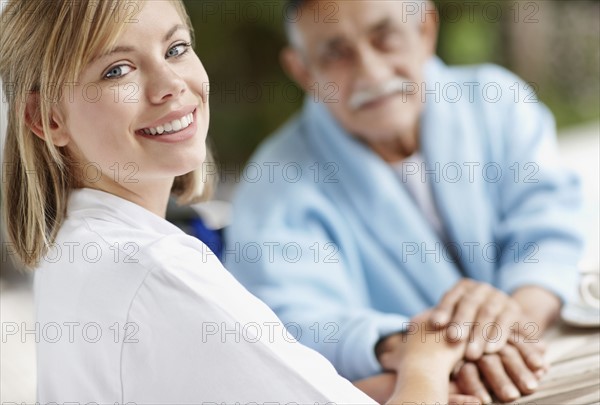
left=378, top=310, right=467, bottom=375
left=353, top=373, right=481, bottom=405
left=376, top=310, right=480, bottom=404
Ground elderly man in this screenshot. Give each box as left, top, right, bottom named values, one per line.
left=225, top=0, right=583, bottom=402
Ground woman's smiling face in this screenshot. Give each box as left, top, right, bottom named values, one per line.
left=58, top=0, right=209, bottom=194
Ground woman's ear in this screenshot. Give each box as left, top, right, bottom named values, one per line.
left=25, top=92, right=70, bottom=147
left=280, top=46, right=314, bottom=93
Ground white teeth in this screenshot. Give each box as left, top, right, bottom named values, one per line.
left=141, top=111, right=195, bottom=136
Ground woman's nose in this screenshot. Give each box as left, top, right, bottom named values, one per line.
left=146, top=62, right=186, bottom=104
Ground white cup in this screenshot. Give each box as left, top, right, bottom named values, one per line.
left=579, top=271, right=600, bottom=309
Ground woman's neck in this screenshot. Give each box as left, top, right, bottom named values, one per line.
left=82, top=174, right=174, bottom=218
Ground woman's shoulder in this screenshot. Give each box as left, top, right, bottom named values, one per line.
left=33, top=208, right=230, bottom=378
left=42, top=187, right=207, bottom=271
left=33, top=189, right=223, bottom=325
left=36, top=202, right=219, bottom=283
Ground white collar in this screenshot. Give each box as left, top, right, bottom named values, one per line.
left=67, top=187, right=184, bottom=236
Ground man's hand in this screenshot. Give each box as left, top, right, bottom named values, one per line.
left=353, top=373, right=482, bottom=404
left=374, top=282, right=561, bottom=404
left=429, top=279, right=559, bottom=360
left=427, top=280, right=560, bottom=402
left=453, top=331, right=549, bottom=403
left=367, top=331, right=546, bottom=404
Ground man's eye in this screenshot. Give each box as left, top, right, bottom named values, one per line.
left=377, top=31, right=405, bottom=51
left=324, top=48, right=352, bottom=64
left=104, top=65, right=132, bottom=79
left=167, top=42, right=191, bottom=58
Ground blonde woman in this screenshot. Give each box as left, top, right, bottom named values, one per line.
left=0, top=0, right=479, bottom=403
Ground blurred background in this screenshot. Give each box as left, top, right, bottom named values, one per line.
left=187, top=0, right=600, bottom=173
left=1, top=0, right=599, bottom=401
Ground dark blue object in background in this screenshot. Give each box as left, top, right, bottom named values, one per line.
left=190, top=217, right=224, bottom=261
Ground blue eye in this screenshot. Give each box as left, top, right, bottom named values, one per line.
left=167, top=42, right=191, bottom=58
left=104, top=64, right=132, bottom=79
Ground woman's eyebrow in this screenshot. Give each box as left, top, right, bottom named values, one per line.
left=92, top=24, right=189, bottom=63
left=92, top=45, right=135, bottom=63
left=164, top=24, right=188, bottom=41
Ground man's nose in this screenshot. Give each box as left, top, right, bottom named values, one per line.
left=146, top=62, right=186, bottom=104
left=353, top=44, right=392, bottom=88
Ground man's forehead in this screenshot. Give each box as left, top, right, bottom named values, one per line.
left=294, top=0, right=412, bottom=44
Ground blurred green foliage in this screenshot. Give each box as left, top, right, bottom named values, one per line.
left=435, top=0, right=600, bottom=132
left=185, top=1, right=295, bottom=166
left=186, top=0, right=600, bottom=166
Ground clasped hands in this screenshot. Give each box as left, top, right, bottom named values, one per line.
left=377, top=279, right=557, bottom=404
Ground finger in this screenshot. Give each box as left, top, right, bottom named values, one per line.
left=508, top=329, right=546, bottom=351
left=452, top=283, right=491, bottom=344
left=509, top=335, right=547, bottom=371
left=467, top=290, right=507, bottom=360
left=499, top=344, right=539, bottom=395
left=478, top=354, right=521, bottom=402
left=510, top=316, right=544, bottom=338
left=431, top=279, right=475, bottom=327
left=448, top=394, right=482, bottom=405
left=534, top=367, right=548, bottom=379
left=511, top=321, right=545, bottom=350
left=483, top=299, right=521, bottom=354
left=455, top=362, right=493, bottom=404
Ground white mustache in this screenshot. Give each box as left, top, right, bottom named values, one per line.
left=348, top=77, right=413, bottom=110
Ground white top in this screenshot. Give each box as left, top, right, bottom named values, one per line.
left=393, top=152, right=446, bottom=239
left=34, top=188, right=375, bottom=404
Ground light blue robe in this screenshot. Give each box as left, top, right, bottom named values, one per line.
left=224, top=57, right=584, bottom=381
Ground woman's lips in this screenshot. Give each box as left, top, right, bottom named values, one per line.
left=136, top=108, right=198, bottom=143
left=137, top=110, right=195, bottom=136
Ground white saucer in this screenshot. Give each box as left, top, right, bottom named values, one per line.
left=561, top=302, right=600, bottom=328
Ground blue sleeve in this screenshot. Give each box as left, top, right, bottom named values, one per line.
left=483, top=66, right=584, bottom=303
left=224, top=184, right=408, bottom=381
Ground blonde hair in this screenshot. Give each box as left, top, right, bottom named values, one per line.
left=0, top=0, right=215, bottom=268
